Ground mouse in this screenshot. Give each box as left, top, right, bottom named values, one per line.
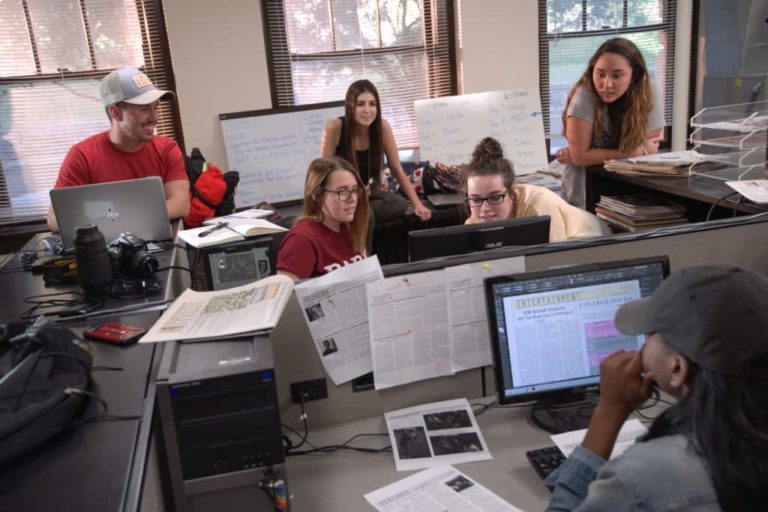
left=40, top=236, right=63, bottom=255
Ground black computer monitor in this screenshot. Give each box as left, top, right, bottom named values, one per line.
left=484, top=256, right=670, bottom=433
left=408, top=216, right=551, bottom=262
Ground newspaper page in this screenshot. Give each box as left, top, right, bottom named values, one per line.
left=384, top=399, right=491, bottom=472
left=551, top=418, right=648, bottom=459
left=294, top=256, right=384, bottom=385
left=140, top=274, right=294, bottom=343
left=364, top=466, right=523, bottom=512
left=445, top=257, right=525, bottom=372
left=503, top=280, right=643, bottom=386
left=367, top=270, right=452, bottom=390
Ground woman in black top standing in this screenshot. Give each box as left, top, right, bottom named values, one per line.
left=321, top=79, right=431, bottom=222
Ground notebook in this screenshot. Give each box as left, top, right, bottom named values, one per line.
left=50, top=177, right=173, bottom=252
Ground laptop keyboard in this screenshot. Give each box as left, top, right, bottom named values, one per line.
left=526, top=446, right=566, bottom=482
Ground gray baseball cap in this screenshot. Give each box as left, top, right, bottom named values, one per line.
left=615, top=265, right=768, bottom=374
left=101, top=67, right=175, bottom=107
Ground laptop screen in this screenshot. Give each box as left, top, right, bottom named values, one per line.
left=50, top=177, right=172, bottom=251
left=485, top=256, right=669, bottom=403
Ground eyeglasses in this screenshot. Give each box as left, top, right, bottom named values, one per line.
left=465, top=193, right=508, bottom=207
left=324, top=186, right=364, bottom=201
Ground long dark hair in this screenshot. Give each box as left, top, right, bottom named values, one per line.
left=343, top=79, right=383, bottom=184
left=561, top=37, right=653, bottom=153
left=645, top=358, right=768, bottom=509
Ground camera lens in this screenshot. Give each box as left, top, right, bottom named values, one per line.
left=73, top=225, right=113, bottom=300
left=130, top=250, right=159, bottom=277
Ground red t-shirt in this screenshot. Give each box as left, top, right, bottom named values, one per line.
left=54, top=131, right=187, bottom=188
left=277, top=218, right=366, bottom=279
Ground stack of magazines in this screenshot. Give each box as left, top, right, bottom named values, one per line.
left=595, top=193, right=688, bottom=232
left=603, top=151, right=721, bottom=177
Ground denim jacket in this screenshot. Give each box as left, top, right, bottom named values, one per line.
left=544, top=434, right=720, bottom=511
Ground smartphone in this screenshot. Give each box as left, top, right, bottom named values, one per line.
left=83, top=322, right=147, bottom=346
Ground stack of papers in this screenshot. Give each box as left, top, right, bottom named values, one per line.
left=725, top=180, right=768, bottom=204
left=604, top=151, right=721, bottom=177
left=596, top=193, right=688, bottom=232
left=140, top=274, right=294, bottom=343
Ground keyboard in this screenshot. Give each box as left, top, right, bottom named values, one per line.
left=526, top=446, right=566, bottom=482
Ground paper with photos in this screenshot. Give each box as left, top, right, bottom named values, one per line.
left=367, top=270, right=452, bottom=390
left=551, top=418, right=648, bottom=459
left=294, top=256, right=383, bottom=385
left=364, top=466, right=523, bottom=512
left=384, top=398, right=491, bottom=472
left=445, top=257, right=525, bottom=372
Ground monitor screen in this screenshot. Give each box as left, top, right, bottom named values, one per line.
left=408, top=216, right=551, bottom=262
left=485, top=256, right=670, bottom=405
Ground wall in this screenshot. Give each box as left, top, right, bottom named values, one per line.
left=162, top=1, right=541, bottom=173
left=458, top=0, right=539, bottom=93
left=163, top=0, right=272, bottom=168
left=162, top=1, right=693, bottom=169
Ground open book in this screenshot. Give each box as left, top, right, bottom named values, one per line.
left=202, top=208, right=273, bottom=225
left=178, top=219, right=287, bottom=248
left=140, top=274, right=294, bottom=343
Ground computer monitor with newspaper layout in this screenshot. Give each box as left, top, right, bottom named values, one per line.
left=484, top=256, right=670, bottom=433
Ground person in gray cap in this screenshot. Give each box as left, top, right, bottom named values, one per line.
left=546, top=264, right=768, bottom=511
left=47, top=67, right=189, bottom=232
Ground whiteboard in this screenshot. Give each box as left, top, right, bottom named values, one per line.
left=220, top=102, right=344, bottom=206
left=415, top=89, right=548, bottom=175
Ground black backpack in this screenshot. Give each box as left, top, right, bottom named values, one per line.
left=0, top=319, right=93, bottom=465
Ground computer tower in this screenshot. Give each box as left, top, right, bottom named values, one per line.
left=198, top=238, right=274, bottom=291
left=156, top=336, right=288, bottom=511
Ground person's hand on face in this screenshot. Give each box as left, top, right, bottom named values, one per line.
left=597, top=349, right=654, bottom=418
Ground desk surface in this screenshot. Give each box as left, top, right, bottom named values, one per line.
left=0, top=234, right=184, bottom=512
left=284, top=402, right=555, bottom=512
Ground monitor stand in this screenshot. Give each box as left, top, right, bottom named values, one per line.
left=530, top=395, right=597, bottom=434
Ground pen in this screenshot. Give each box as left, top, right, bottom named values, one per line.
left=199, top=222, right=228, bottom=237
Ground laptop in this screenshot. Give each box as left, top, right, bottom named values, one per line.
left=427, top=192, right=465, bottom=208
left=50, top=177, right=173, bottom=252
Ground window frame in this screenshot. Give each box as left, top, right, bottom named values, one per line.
left=0, top=0, right=182, bottom=226
left=260, top=0, right=458, bottom=148
left=538, top=0, right=677, bottom=155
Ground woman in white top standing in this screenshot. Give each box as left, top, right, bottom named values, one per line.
left=558, top=38, right=665, bottom=208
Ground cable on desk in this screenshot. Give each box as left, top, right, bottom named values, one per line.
left=156, top=265, right=191, bottom=273
left=706, top=191, right=740, bottom=222
left=283, top=396, right=310, bottom=452
left=286, top=432, right=392, bottom=457
left=18, top=291, right=94, bottom=320
left=732, top=194, right=744, bottom=217
left=69, top=389, right=141, bottom=426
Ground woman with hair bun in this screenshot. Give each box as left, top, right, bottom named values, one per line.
left=558, top=37, right=665, bottom=208
left=464, top=137, right=610, bottom=242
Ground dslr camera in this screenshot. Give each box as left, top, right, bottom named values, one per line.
left=108, top=233, right=159, bottom=278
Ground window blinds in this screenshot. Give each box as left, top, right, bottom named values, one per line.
left=538, top=0, right=677, bottom=139
left=0, top=0, right=178, bottom=225
left=262, top=0, right=457, bottom=148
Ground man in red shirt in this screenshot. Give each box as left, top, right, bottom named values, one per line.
left=46, top=67, right=190, bottom=232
